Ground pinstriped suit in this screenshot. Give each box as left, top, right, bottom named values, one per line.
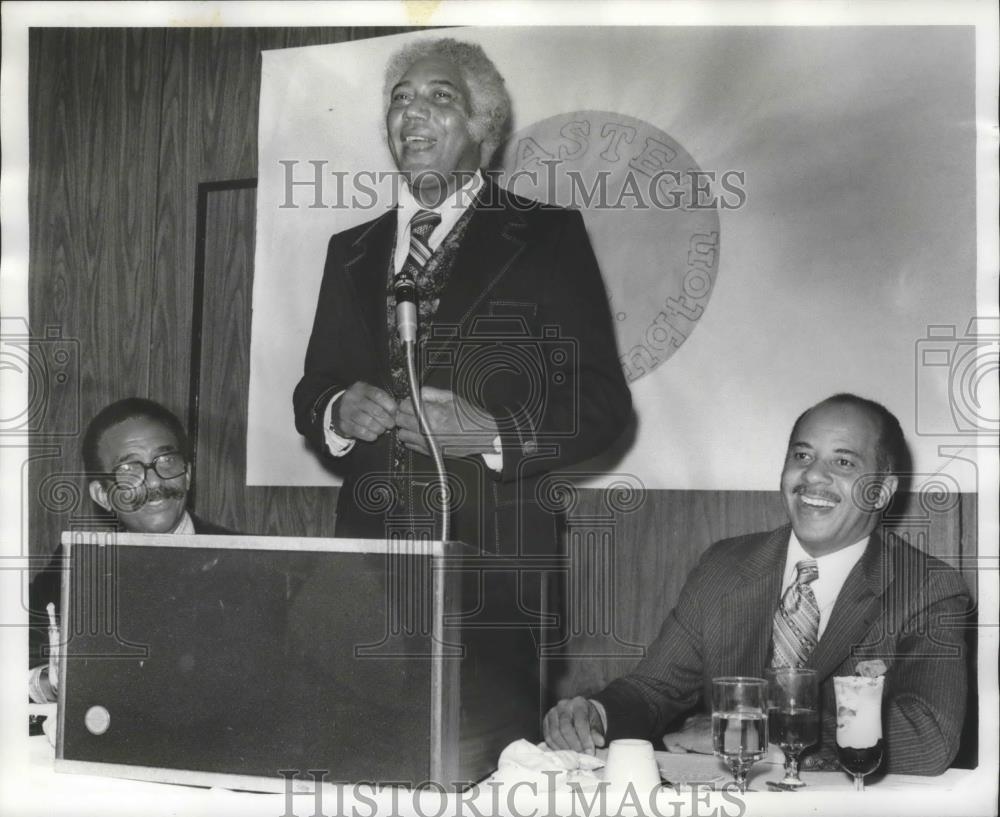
left=593, top=525, right=970, bottom=775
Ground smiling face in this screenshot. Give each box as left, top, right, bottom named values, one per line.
left=88, top=415, right=191, bottom=534
left=386, top=56, right=482, bottom=206
left=780, top=401, right=898, bottom=557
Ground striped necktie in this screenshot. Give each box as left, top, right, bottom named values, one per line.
left=388, top=209, right=441, bottom=396
left=397, top=208, right=440, bottom=285
left=771, top=559, right=820, bottom=668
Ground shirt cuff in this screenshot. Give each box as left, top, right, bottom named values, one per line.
left=322, top=391, right=356, bottom=457
left=589, top=699, right=608, bottom=734
left=481, top=435, right=503, bottom=472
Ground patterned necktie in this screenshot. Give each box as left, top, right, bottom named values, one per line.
left=771, top=559, right=820, bottom=668
left=386, top=209, right=441, bottom=478
left=388, top=209, right=441, bottom=398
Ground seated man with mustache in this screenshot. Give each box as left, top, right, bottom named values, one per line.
left=28, top=398, right=285, bottom=718
left=543, top=393, right=971, bottom=775
left=27, top=399, right=295, bottom=761
left=79, top=397, right=230, bottom=537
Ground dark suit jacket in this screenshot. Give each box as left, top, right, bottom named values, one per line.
left=594, top=526, right=970, bottom=775
left=293, top=180, right=632, bottom=553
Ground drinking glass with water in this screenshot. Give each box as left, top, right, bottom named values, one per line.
left=711, top=676, right=768, bottom=793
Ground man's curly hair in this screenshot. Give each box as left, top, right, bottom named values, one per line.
left=383, top=38, right=512, bottom=165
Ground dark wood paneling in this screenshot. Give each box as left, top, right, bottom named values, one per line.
left=959, top=492, right=978, bottom=603
left=193, top=186, right=258, bottom=527
left=29, top=28, right=166, bottom=562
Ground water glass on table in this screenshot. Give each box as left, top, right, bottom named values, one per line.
left=711, top=676, right=768, bottom=793
left=765, top=667, right=819, bottom=787
left=833, top=675, right=885, bottom=791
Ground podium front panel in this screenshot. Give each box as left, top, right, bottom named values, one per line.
left=54, top=533, right=540, bottom=790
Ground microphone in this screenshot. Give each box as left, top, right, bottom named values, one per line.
left=394, top=272, right=418, bottom=344
left=393, top=268, right=450, bottom=543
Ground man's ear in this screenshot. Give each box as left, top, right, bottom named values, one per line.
left=184, top=463, right=192, bottom=491
left=873, top=474, right=899, bottom=511
left=89, top=479, right=112, bottom=512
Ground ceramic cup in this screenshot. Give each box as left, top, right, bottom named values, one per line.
left=604, top=738, right=662, bottom=791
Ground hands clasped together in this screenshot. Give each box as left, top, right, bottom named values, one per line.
left=332, top=381, right=499, bottom=459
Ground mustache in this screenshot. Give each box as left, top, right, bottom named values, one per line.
left=108, top=483, right=186, bottom=512
left=792, top=485, right=840, bottom=502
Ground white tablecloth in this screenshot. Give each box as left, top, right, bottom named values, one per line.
left=6, top=733, right=985, bottom=817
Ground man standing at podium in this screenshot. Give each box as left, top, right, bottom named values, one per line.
left=290, top=38, right=630, bottom=746
left=293, top=37, right=631, bottom=554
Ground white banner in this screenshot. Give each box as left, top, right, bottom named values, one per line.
left=250, top=26, right=985, bottom=490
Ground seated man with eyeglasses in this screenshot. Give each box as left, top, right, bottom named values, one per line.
left=28, top=398, right=271, bottom=699
left=28, top=398, right=294, bottom=751
left=79, top=397, right=231, bottom=536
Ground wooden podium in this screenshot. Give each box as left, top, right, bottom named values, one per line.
left=54, top=532, right=543, bottom=791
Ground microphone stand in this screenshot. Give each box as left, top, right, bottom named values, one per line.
left=397, top=279, right=450, bottom=544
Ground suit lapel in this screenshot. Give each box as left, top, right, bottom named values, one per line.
left=717, top=527, right=789, bottom=674
left=430, top=181, right=529, bottom=332
left=343, top=211, right=396, bottom=376
left=807, top=532, right=885, bottom=680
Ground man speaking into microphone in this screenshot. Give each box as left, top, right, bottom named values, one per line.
left=293, top=37, right=631, bottom=556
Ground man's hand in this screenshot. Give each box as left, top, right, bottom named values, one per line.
left=331, top=382, right=397, bottom=442
left=543, top=697, right=606, bottom=755
left=396, top=386, right=499, bottom=458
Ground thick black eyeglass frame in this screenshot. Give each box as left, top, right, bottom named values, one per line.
left=111, top=451, right=187, bottom=485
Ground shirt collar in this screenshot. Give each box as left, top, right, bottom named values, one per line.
left=171, top=511, right=196, bottom=535
left=396, top=169, right=483, bottom=235
left=784, top=530, right=869, bottom=586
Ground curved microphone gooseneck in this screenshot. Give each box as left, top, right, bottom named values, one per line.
left=395, top=273, right=450, bottom=544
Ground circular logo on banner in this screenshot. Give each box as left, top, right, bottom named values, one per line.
left=498, top=112, right=726, bottom=383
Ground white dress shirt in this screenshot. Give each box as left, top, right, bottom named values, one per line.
left=322, top=172, right=501, bottom=469
left=172, top=511, right=195, bottom=535
left=781, top=531, right=869, bottom=641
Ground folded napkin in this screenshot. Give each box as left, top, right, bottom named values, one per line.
left=486, top=739, right=605, bottom=792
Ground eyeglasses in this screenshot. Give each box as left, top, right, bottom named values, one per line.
left=111, top=452, right=186, bottom=486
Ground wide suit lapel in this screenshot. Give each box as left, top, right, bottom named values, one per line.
left=341, top=210, right=397, bottom=379
left=338, top=183, right=529, bottom=386
left=806, top=531, right=886, bottom=680
left=716, top=527, right=789, bottom=676
left=711, top=527, right=886, bottom=683
left=424, top=182, right=529, bottom=378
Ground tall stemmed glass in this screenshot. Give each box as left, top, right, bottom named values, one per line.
left=833, top=675, right=885, bottom=791
left=765, top=668, right=819, bottom=787
left=712, top=676, right=768, bottom=793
